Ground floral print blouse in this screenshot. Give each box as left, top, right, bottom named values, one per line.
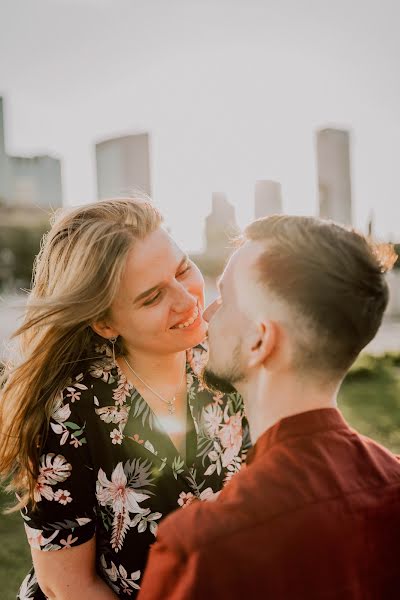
left=18, top=344, right=251, bottom=599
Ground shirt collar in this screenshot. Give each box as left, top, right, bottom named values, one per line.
left=246, top=408, right=350, bottom=466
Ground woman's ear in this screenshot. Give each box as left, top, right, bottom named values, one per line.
left=247, top=320, right=277, bottom=369
left=91, top=320, right=119, bottom=340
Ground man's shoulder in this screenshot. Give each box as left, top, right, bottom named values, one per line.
left=157, top=464, right=281, bottom=554
left=157, top=495, right=245, bottom=556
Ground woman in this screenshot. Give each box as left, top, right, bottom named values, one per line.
left=0, top=197, right=250, bottom=599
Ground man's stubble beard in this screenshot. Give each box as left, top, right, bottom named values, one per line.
left=201, top=340, right=246, bottom=395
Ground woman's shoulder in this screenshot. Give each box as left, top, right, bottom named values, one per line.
left=52, top=353, right=121, bottom=417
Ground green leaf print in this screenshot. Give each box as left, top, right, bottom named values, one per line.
left=131, top=394, right=155, bottom=430
left=172, top=456, right=185, bottom=480
left=227, top=392, right=244, bottom=415
left=196, top=436, right=215, bottom=465
left=63, top=421, right=82, bottom=430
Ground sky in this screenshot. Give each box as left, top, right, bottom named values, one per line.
left=1, top=0, right=399, bottom=251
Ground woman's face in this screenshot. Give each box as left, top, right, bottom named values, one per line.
left=107, top=227, right=207, bottom=356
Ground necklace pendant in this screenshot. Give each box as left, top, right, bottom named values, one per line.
left=168, top=399, right=176, bottom=415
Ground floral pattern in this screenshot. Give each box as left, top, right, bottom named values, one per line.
left=18, top=343, right=251, bottom=599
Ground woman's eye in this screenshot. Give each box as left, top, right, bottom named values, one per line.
left=143, top=291, right=162, bottom=306
left=178, top=264, right=191, bottom=277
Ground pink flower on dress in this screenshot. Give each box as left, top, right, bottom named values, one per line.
left=110, top=429, right=124, bottom=445
left=199, top=487, right=217, bottom=501
left=70, top=435, right=82, bottom=448
left=177, top=491, right=195, bottom=508
left=212, top=391, right=224, bottom=406
left=54, top=489, right=72, bottom=505
left=96, top=464, right=149, bottom=515
left=96, top=463, right=150, bottom=552
left=65, top=387, right=81, bottom=403
left=60, top=533, right=79, bottom=548
left=113, top=378, right=132, bottom=406
left=34, top=481, right=54, bottom=503
left=188, top=346, right=208, bottom=376
left=218, top=412, right=243, bottom=468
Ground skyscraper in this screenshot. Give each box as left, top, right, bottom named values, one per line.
left=0, top=97, right=63, bottom=208
left=96, top=133, right=151, bottom=199
left=254, top=180, right=282, bottom=219
left=316, top=128, right=352, bottom=226
left=205, top=192, right=238, bottom=257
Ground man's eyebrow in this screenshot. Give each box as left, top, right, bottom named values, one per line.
left=133, top=254, right=189, bottom=304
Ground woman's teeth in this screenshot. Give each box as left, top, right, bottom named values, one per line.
left=177, top=306, right=199, bottom=329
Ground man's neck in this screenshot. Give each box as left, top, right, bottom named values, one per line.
left=236, top=369, right=340, bottom=444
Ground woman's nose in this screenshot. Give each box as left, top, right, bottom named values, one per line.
left=172, top=284, right=197, bottom=313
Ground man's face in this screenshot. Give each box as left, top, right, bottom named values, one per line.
left=202, top=243, right=256, bottom=394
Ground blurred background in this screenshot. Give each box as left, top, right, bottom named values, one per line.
left=1, top=1, right=400, bottom=597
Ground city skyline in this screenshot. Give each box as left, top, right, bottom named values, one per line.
left=1, top=0, right=399, bottom=251
left=0, top=95, right=356, bottom=244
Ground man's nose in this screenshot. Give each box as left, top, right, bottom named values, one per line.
left=203, top=300, right=218, bottom=323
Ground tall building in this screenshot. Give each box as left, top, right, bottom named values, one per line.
left=205, top=192, right=238, bottom=257
left=0, top=97, right=63, bottom=208
left=316, top=128, right=352, bottom=226
left=96, top=133, right=151, bottom=199
left=190, top=193, right=239, bottom=277
left=254, top=180, right=282, bottom=219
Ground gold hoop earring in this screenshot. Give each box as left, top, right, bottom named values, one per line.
left=109, top=337, right=117, bottom=363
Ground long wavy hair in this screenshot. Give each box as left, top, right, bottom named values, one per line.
left=0, top=197, right=163, bottom=510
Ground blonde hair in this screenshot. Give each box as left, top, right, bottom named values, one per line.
left=0, top=197, right=163, bottom=510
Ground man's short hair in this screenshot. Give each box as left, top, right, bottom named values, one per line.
left=244, top=215, right=397, bottom=376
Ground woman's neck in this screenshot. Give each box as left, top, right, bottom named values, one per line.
left=120, top=348, right=187, bottom=388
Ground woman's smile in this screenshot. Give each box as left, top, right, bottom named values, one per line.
left=170, top=303, right=206, bottom=332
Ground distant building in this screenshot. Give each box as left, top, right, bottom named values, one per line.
left=254, top=180, right=282, bottom=219
left=205, top=192, right=238, bottom=257
left=316, top=128, right=352, bottom=226
left=96, top=133, right=151, bottom=199
left=191, top=193, right=239, bottom=276
left=0, top=97, right=63, bottom=209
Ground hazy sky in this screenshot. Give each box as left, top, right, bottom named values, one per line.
left=1, top=0, right=399, bottom=251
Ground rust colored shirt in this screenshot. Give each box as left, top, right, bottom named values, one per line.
left=138, top=408, right=400, bottom=600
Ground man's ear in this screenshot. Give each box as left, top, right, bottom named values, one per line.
left=247, top=320, right=277, bottom=369
left=91, top=320, right=119, bottom=340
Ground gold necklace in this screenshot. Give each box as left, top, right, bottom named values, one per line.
left=122, top=355, right=186, bottom=415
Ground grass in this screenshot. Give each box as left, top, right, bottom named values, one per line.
left=340, top=353, right=400, bottom=453
left=1, top=353, right=400, bottom=599
left=0, top=492, right=31, bottom=600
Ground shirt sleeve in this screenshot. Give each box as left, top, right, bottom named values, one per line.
left=138, top=542, right=196, bottom=600
left=20, top=386, right=96, bottom=552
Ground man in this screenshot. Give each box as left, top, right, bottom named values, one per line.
left=138, top=215, right=400, bottom=600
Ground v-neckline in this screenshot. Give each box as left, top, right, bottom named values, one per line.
left=114, top=357, right=197, bottom=468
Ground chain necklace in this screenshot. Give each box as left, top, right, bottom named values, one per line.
left=122, top=355, right=186, bottom=415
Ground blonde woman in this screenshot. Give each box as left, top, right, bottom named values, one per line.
left=0, top=198, right=250, bottom=599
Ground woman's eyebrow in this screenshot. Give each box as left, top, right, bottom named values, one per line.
left=133, top=254, right=189, bottom=304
